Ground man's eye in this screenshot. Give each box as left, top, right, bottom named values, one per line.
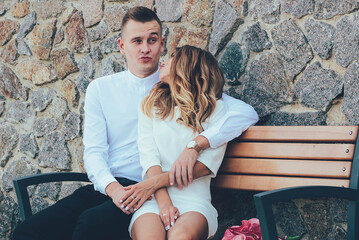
left=149, top=38, right=157, bottom=43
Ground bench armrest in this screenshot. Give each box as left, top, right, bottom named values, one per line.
left=13, top=172, right=90, bottom=222
left=254, top=186, right=359, bottom=240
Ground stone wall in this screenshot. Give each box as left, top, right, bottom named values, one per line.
left=0, top=0, right=358, bottom=239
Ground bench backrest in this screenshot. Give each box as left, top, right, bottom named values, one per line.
left=213, top=126, right=359, bottom=191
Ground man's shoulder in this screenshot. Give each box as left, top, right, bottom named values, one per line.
left=92, top=71, right=127, bottom=85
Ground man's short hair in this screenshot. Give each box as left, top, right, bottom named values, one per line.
left=121, top=6, right=162, bottom=33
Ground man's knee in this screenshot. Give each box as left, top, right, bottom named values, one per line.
left=12, top=221, right=38, bottom=240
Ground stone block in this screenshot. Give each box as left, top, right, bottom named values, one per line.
left=104, top=6, right=127, bottom=32
left=334, top=13, right=359, bottom=67
left=0, top=40, right=18, bottom=64
left=76, top=74, right=90, bottom=94
left=271, top=19, right=313, bottom=79
left=30, top=19, right=56, bottom=60
left=241, top=52, right=293, bottom=117
left=342, top=60, right=359, bottom=124
left=0, top=64, right=27, bottom=100
left=65, top=11, right=90, bottom=53
left=54, top=26, right=64, bottom=46
left=264, top=111, right=327, bottom=126
left=62, top=112, right=82, bottom=141
left=61, top=79, right=80, bottom=108
left=16, top=39, right=32, bottom=56
left=80, top=0, right=104, bottom=28
left=0, top=3, right=7, bottom=16
left=219, top=41, right=249, bottom=86
left=98, top=34, right=121, bottom=55
left=0, top=194, right=19, bottom=240
left=0, top=20, right=19, bottom=46
left=17, top=11, right=36, bottom=39
left=295, top=62, right=343, bottom=111
left=33, top=117, right=59, bottom=137
left=209, top=0, right=241, bottom=55
left=31, top=0, right=65, bottom=19
left=50, top=48, right=79, bottom=80
left=182, top=0, right=214, bottom=27
left=20, top=133, right=39, bottom=158
left=16, top=59, right=57, bottom=86
left=281, top=0, right=314, bottom=18
left=78, top=54, right=95, bottom=78
left=31, top=88, right=55, bottom=112
left=250, top=0, right=280, bottom=24
left=101, top=55, right=126, bottom=76
left=88, top=20, right=109, bottom=42
left=178, top=28, right=209, bottom=49
left=61, top=4, right=77, bottom=25
left=314, top=0, right=358, bottom=20
left=37, top=182, right=61, bottom=201
left=305, top=19, right=335, bottom=60
left=241, top=22, right=272, bottom=52
left=44, top=95, right=69, bottom=122
left=11, top=1, right=30, bottom=18
left=5, top=100, right=36, bottom=125
left=0, top=122, right=18, bottom=167
left=38, top=131, right=71, bottom=170
left=155, top=0, right=182, bottom=22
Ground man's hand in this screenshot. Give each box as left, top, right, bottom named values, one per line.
left=105, top=182, right=132, bottom=214
left=169, top=148, right=198, bottom=189
left=119, top=177, right=158, bottom=211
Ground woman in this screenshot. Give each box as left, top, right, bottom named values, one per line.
left=130, top=45, right=228, bottom=240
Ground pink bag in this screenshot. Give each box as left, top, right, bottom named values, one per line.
left=222, top=218, right=262, bottom=240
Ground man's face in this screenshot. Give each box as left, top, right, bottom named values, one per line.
left=118, top=20, right=165, bottom=78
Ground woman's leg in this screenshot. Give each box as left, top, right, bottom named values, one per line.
left=167, top=211, right=209, bottom=240
left=131, top=213, right=166, bottom=240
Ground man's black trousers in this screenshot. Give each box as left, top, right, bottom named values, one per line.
left=12, top=178, right=137, bottom=240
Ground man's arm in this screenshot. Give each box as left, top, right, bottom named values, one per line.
left=169, top=94, right=259, bottom=188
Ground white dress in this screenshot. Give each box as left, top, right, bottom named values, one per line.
left=129, top=100, right=228, bottom=239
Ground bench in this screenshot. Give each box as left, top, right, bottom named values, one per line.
left=13, top=126, right=359, bottom=238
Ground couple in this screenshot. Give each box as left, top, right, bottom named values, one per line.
left=13, top=6, right=258, bottom=240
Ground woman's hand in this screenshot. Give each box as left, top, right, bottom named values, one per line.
left=159, top=204, right=180, bottom=231
left=119, top=177, right=158, bottom=211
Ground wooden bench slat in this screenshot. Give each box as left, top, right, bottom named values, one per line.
left=212, top=175, right=350, bottom=192
left=226, top=142, right=355, bottom=160
left=236, top=126, right=359, bottom=142
left=219, top=158, right=352, bottom=178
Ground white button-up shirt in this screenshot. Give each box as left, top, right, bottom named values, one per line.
left=83, top=69, right=259, bottom=195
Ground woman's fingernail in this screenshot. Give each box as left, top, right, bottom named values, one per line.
left=170, top=182, right=174, bottom=185
left=134, top=208, right=137, bottom=211
left=171, top=222, right=174, bottom=226
left=121, top=204, right=124, bottom=208
left=165, top=226, right=169, bottom=231
left=119, top=200, right=122, bottom=203
left=125, top=206, right=129, bottom=210
left=174, top=216, right=178, bottom=220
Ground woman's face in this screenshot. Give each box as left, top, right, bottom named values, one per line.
left=159, top=57, right=173, bottom=84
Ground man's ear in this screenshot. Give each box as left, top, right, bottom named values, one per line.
left=118, top=38, right=125, bottom=54
left=160, top=36, right=165, bottom=53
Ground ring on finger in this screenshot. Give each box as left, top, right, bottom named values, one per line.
left=162, top=213, right=167, bottom=217
left=130, top=195, right=135, bottom=200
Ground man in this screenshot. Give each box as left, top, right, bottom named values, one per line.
left=13, top=6, right=258, bottom=240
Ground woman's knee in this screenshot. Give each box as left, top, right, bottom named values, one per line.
left=167, top=228, right=195, bottom=240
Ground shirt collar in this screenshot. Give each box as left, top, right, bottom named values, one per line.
left=127, top=68, right=160, bottom=88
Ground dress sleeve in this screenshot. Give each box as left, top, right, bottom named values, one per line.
left=200, top=93, right=259, bottom=148
left=137, top=107, right=162, bottom=179
left=197, top=100, right=228, bottom=177
left=83, top=81, right=116, bottom=195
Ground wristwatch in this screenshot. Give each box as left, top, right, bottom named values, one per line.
left=186, top=140, right=202, bottom=153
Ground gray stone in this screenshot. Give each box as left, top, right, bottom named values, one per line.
left=305, top=19, right=335, bottom=60
left=98, top=34, right=121, bottom=55
left=0, top=20, right=19, bottom=46
left=2, top=157, right=39, bottom=191
left=0, top=4, right=7, bottom=16
left=250, top=0, right=281, bottom=24
left=0, top=64, right=27, bottom=100
left=155, top=0, right=182, bottom=22
left=182, top=0, right=214, bottom=27
left=295, top=62, right=343, bottom=111
left=90, top=46, right=103, bottom=61
left=219, top=41, right=249, bottom=86
left=0, top=40, right=18, bottom=65
left=274, top=201, right=307, bottom=237
left=0, top=194, right=19, bottom=240
left=20, top=133, right=39, bottom=158
left=334, top=13, right=359, bottom=68
left=241, top=52, right=293, bottom=117
left=104, top=6, right=128, bottom=32
left=0, top=122, right=18, bottom=167
left=209, top=0, right=241, bottom=55
left=17, top=11, right=36, bottom=39
left=314, top=0, right=358, bottom=20
left=342, top=60, right=359, bottom=125
left=31, top=88, right=56, bottom=112
left=45, top=95, right=69, bottom=122
left=37, top=182, right=61, bottom=201
left=38, top=132, right=71, bottom=170
left=53, top=26, right=64, bottom=45
left=33, top=117, right=59, bottom=137
left=241, top=22, right=272, bottom=52
left=301, top=200, right=333, bottom=239
left=5, top=101, right=35, bottom=124
left=264, top=111, right=327, bottom=126
left=88, top=20, right=109, bottom=42
left=31, top=0, right=65, bottom=19
left=78, top=54, right=95, bottom=78
left=280, top=0, right=314, bottom=18
left=16, top=38, right=32, bottom=56
left=271, top=19, right=313, bottom=79
left=76, top=74, right=90, bottom=94
left=59, top=182, right=84, bottom=200
left=102, top=55, right=126, bottom=76
left=80, top=0, right=104, bottom=28
left=30, top=19, right=56, bottom=60
left=0, top=101, right=4, bottom=117
left=65, top=11, right=90, bottom=53
left=50, top=48, right=79, bottom=79
left=329, top=198, right=348, bottom=222
left=62, top=112, right=81, bottom=141
left=328, top=225, right=347, bottom=240
left=30, top=195, right=50, bottom=215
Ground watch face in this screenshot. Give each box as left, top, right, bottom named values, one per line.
left=187, top=141, right=196, bottom=148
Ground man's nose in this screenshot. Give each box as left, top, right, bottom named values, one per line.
left=141, top=42, right=150, bottom=53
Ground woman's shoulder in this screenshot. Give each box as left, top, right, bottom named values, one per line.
left=204, top=99, right=227, bottom=127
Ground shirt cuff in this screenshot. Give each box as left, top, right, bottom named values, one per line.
left=95, top=174, right=117, bottom=195
left=201, top=126, right=227, bottom=149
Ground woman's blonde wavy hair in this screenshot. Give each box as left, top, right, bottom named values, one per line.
left=142, top=45, right=225, bottom=133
